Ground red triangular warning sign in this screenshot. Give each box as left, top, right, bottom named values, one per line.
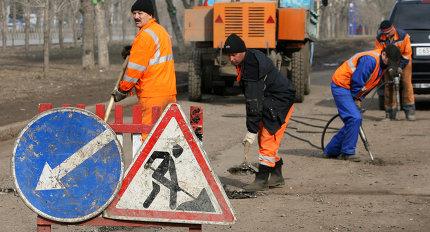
left=266, top=16, right=275, bottom=24
left=104, top=103, right=236, bottom=225
left=215, top=15, right=223, bottom=23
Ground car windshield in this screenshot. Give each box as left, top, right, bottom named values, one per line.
left=391, top=4, right=430, bottom=30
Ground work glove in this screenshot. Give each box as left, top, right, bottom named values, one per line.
left=242, top=131, right=257, bottom=145
left=354, top=99, right=362, bottom=109
left=111, top=89, right=128, bottom=102
left=121, top=45, right=132, bottom=60
left=397, top=67, right=403, bottom=75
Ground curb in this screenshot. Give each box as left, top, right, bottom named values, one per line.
left=0, top=83, right=188, bottom=142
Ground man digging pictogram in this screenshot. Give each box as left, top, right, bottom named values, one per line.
left=143, top=144, right=184, bottom=209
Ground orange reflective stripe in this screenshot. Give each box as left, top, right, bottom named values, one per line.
left=122, top=74, right=139, bottom=83
left=144, top=28, right=175, bottom=66
left=121, top=20, right=176, bottom=97
left=127, top=62, right=146, bottom=72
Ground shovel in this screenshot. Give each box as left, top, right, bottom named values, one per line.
left=227, top=142, right=259, bottom=175
left=104, top=56, right=129, bottom=122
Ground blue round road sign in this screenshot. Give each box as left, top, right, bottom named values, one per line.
left=12, top=108, right=124, bottom=222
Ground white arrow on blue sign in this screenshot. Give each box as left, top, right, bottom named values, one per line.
left=12, top=108, right=124, bottom=223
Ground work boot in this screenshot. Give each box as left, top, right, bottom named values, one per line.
left=268, top=159, right=285, bottom=188
left=403, top=104, right=416, bottom=121
left=243, top=164, right=272, bottom=191
left=339, top=154, right=361, bottom=162
left=383, top=108, right=397, bottom=121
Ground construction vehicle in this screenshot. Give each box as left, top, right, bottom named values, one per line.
left=184, top=0, right=328, bottom=102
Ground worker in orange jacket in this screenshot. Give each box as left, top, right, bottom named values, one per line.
left=375, top=20, right=415, bottom=121
left=112, top=0, right=177, bottom=140
left=324, top=45, right=401, bottom=160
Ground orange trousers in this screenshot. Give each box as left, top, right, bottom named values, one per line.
left=258, top=105, right=294, bottom=167
left=384, top=61, right=415, bottom=109
left=139, top=95, right=177, bottom=140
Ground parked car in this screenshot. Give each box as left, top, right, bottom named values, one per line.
left=391, top=0, right=430, bottom=94
left=379, top=0, right=430, bottom=107
left=379, top=0, right=430, bottom=106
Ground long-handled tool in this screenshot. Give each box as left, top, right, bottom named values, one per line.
left=322, top=114, right=375, bottom=161
left=104, top=56, right=129, bottom=122
left=227, top=142, right=258, bottom=175
left=358, top=126, right=374, bottom=161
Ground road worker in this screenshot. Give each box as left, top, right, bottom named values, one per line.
left=112, top=0, right=177, bottom=140
left=224, top=34, right=295, bottom=191
left=375, top=20, right=415, bottom=121
left=324, top=44, right=401, bottom=161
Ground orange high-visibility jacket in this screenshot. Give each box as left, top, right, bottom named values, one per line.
left=119, top=19, right=176, bottom=97
left=332, top=50, right=382, bottom=98
left=375, top=28, right=412, bottom=68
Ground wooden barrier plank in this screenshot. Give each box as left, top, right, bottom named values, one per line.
left=35, top=103, right=204, bottom=231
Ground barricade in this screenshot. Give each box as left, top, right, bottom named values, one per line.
left=35, top=102, right=204, bottom=232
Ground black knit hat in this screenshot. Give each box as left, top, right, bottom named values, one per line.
left=384, top=44, right=401, bottom=64
left=379, top=20, right=393, bottom=30
left=131, top=0, right=154, bottom=16
left=224, top=34, right=246, bottom=54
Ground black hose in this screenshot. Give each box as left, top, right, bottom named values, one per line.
left=287, top=82, right=389, bottom=151
left=320, top=114, right=340, bottom=151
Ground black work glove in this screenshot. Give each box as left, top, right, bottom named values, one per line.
left=111, top=89, right=128, bottom=102
left=121, top=45, right=132, bottom=60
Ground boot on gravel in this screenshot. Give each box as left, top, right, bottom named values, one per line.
left=405, top=108, right=415, bottom=121
left=339, top=154, right=361, bottom=162
left=243, top=164, right=272, bottom=191
left=268, top=159, right=285, bottom=188
left=385, top=108, right=397, bottom=120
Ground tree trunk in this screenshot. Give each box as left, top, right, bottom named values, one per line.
left=107, top=1, right=112, bottom=44
left=24, top=0, right=30, bottom=54
left=121, top=0, right=126, bottom=42
left=58, top=11, right=64, bottom=49
left=69, top=1, right=78, bottom=47
left=81, top=0, right=95, bottom=69
left=95, top=1, right=109, bottom=70
left=12, top=0, right=16, bottom=46
left=165, top=0, right=185, bottom=52
left=43, top=0, right=51, bottom=75
left=0, top=0, right=7, bottom=50
left=36, top=8, right=42, bottom=44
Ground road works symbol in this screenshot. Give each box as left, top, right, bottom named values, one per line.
left=12, top=108, right=124, bottom=223
left=104, top=103, right=236, bottom=225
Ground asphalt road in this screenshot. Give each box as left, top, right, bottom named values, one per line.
left=1, top=69, right=430, bottom=231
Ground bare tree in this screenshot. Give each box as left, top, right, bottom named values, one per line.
left=0, top=0, right=7, bottom=50
left=165, top=0, right=184, bottom=52
left=120, top=0, right=126, bottom=42
left=42, top=0, right=51, bottom=74
left=52, top=0, right=68, bottom=50
left=12, top=0, right=16, bottom=46
left=81, top=0, right=94, bottom=69
left=68, top=0, right=80, bottom=47
left=24, top=0, right=30, bottom=53
left=94, top=0, right=109, bottom=70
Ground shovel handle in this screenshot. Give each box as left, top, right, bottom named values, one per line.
left=243, top=142, right=251, bottom=163
left=104, top=56, right=130, bottom=122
